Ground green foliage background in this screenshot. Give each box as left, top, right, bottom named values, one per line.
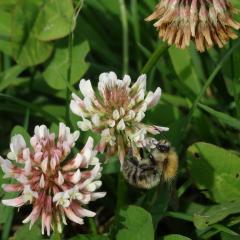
left=0, top=0, right=240, bottom=239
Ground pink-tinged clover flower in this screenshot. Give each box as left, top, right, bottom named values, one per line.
left=0, top=123, right=106, bottom=236
left=146, top=0, right=240, bottom=52
left=70, top=72, right=168, bottom=166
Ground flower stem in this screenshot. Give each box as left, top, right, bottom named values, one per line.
left=65, top=0, right=84, bottom=125
left=117, top=0, right=128, bottom=213
left=116, top=172, right=127, bottom=213
left=119, top=0, right=129, bottom=74
left=53, top=225, right=62, bottom=240
left=54, top=230, right=61, bottom=240
left=1, top=207, right=14, bottom=240
left=141, top=42, right=169, bottom=74
left=88, top=218, right=98, bottom=234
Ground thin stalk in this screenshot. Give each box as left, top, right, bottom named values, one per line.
left=141, top=42, right=169, bottom=74
left=119, top=0, right=129, bottom=74
left=177, top=179, right=192, bottom=198
left=131, top=0, right=142, bottom=71
left=65, top=32, right=74, bottom=126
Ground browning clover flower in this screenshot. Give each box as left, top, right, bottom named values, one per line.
left=0, top=123, right=106, bottom=236
left=70, top=72, right=168, bottom=166
left=146, top=0, right=240, bottom=52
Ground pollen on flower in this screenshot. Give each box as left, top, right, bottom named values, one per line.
left=146, top=0, right=240, bottom=52
left=70, top=72, right=168, bottom=166
left=0, top=123, right=106, bottom=236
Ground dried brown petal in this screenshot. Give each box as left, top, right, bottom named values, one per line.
left=146, top=0, right=240, bottom=52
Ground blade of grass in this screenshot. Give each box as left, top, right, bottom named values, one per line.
left=212, top=224, right=239, bottom=236
left=198, top=103, right=240, bottom=130
left=200, top=216, right=240, bottom=239
left=180, top=39, right=240, bottom=143
left=165, top=211, right=193, bottom=222
left=165, top=210, right=238, bottom=237
left=0, top=93, right=61, bottom=123
left=131, top=0, right=142, bottom=71
left=232, top=41, right=240, bottom=118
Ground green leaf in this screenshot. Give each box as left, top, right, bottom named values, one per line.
left=187, top=142, right=240, bottom=203
left=11, top=125, right=31, bottom=146
left=43, top=40, right=90, bottom=90
left=12, top=224, right=42, bottom=240
left=168, top=47, right=201, bottom=96
left=198, top=103, right=240, bottom=130
left=11, top=0, right=53, bottom=66
left=0, top=10, right=12, bottom=56
left=193, top=200, right=240, bottom=229
left=70, top=235, right=110, bottom=240
left=116, top=205, right=154, bottom=240
left=41, top=104, right=66, bottom=118
left=137, top=184, right=171, bottom=229
left=161, top=234, right=191, bottom=240
left=0, top=65, right=27, bottom=91
left=35, top=0, right=74, bottom=41
left=0, top=0, right=16, bottom=8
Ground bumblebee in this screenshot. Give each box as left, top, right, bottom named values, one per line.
left=122, top=140, right=178, bottom=189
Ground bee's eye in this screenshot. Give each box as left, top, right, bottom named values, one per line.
left=139, top=148, right=144, bottom=158
left=157, top=143, right=170, bottom=153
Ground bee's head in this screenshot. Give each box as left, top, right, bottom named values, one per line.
left=156, top=140, right=170, bottom=153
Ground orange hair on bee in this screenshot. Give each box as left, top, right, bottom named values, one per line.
left=162, top=150, right=178, bottom=182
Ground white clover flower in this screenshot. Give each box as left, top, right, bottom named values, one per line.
left=0, top=123, right=106, bottom=236
left=70, top=72, right=168, bottom=166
